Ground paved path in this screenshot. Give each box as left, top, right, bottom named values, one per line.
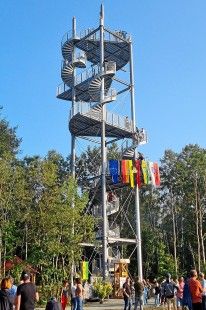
left=84, top=299, right=124, bottom=309
left=82, top=298, right=154, bottom=310
left=37, top=298, right=155, bottom=310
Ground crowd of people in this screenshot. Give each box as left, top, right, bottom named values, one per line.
left=0, top=268, right=205, bottom=310
left=0, top=270, right=38, bottom=310
left=122, top=269, right=206, bottom=310
left=0, top=271, right=84, bottom=310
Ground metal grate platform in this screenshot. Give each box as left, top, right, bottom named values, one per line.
left=62, top=38, right=130, bottom=71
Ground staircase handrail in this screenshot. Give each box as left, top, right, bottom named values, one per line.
left=56, top=82, right=69, bottom=96
left=75, top=64, right=100, bottom=85
left=61, top=52, right=87, bottom=69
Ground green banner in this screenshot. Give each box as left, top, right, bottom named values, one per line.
left=81, top=261, right=89, bottom=280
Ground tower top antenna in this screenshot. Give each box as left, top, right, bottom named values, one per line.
left=100, top=4, right=104, bottom=20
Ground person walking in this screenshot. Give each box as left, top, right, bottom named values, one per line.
left=143, top=280, right=148, bottom=305
left=199, top=273, right=206, bottom=310
left=0, top=278, right=13, bottom=310
left=61, top=280, right=69, bottom=310
left=188, top=269, right=202, bottom=310
left=162, top=273, right=178, bottom=310
left=8, top=276, right=17, bottom=306
left=123, top=277, right=132, bottom=310
left=182, top=277, right=192, bottom=310
left=154, top=280, right=161, bottom=307
left=75, top=278, right=84, bottom=310
left=134, top=276, right=144, bottom=310
left=71, top=281, right=77, bottom=310
left=176, top=276, right=185, bottom=310
left=16, top=270, right=39, bottom=310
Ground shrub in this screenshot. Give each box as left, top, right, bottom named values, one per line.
left=93, top=279, right=113, bottom=303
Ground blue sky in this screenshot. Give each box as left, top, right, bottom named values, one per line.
left=1, top=0, right=206, bottom=161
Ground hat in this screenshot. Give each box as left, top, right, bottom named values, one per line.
left=166, top=273, right=171, bottom=278
left=21, top=270, right=30, bottom=280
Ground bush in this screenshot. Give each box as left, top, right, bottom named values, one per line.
left=93, top=279, right=113, bottom=303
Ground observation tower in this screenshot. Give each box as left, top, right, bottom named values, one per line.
left=56, top=5, right=147, bottom=282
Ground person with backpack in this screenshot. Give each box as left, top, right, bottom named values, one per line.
left=0, top=278, right=13, bottom=310
left=163, top=273, right=178, bottom=310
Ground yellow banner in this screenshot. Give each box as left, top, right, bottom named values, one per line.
left=81, top=261, right=89, bottom=280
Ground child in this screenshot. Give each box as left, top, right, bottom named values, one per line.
left=45, top=297, right=62, bottom=310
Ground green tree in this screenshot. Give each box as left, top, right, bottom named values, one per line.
left=0, top=108, right=21, bottom=158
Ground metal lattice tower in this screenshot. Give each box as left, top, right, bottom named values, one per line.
left=56, top=5, right=147, bottom=280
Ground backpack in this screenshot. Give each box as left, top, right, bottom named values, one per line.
left=0, top=290, right=13, bottom=310
left=164, top=282, right=175, bottom=298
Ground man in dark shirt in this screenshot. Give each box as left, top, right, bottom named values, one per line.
left=123, top=277, right=132, bottom=310
left=134, top=276, right=144, bottom=310
left=16, top=270, right=39, bottom=310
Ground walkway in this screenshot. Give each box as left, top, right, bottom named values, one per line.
left=84, top=298, right=154, bottom=310
left=37, top=298, right=155, bottom=310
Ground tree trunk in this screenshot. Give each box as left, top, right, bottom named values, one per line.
left=181, top=216, right=185, bottom=270
left=189, top=242, right=196, bottom=269
left=0, top=229, right=2, bottom=278
left=3, top=230, right=6, bottom=277
left=194, top=176, right=201, bottom=271
left=170, top=190, right=178, bottom=276
left=198, top=193, right=205, bottom=266
left=25, top=223, right=28, bottom=260
left=171, top=203, right=178, bottom=276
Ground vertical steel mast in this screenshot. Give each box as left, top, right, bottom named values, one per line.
left=129, top=40, right=143, bottom=280
left=70, top=16, right=76, bottom=287
left=71, top=16, right=76, bottom=178
left=100, top=4, right=108, bottom=280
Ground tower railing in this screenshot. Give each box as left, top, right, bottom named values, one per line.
left=69, top=102, right=133, bottom=132
left=61, top=27, right=131, bottom=47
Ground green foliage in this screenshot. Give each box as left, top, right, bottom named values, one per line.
left=93, top=279, right=113, bottom=301
left=0, top=117, right=95, bottom=296
left=1, top=110, right=206, bottom=290
left=156, top=242, right=176, bottom=277
left=0, top=108, right=21, bottom=158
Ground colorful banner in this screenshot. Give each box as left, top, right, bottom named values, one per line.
left=81, top=261, right=89, bottom=280
left=111, top=159, right=160, bottom=188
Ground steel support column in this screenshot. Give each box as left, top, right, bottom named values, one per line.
left=129, top=40, right=143, bottom=280
left=70, top=16, right=76, bottom=290
left=100, top=4, right=108, bottom=280
left=71, top=16, right=76, bottom=178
